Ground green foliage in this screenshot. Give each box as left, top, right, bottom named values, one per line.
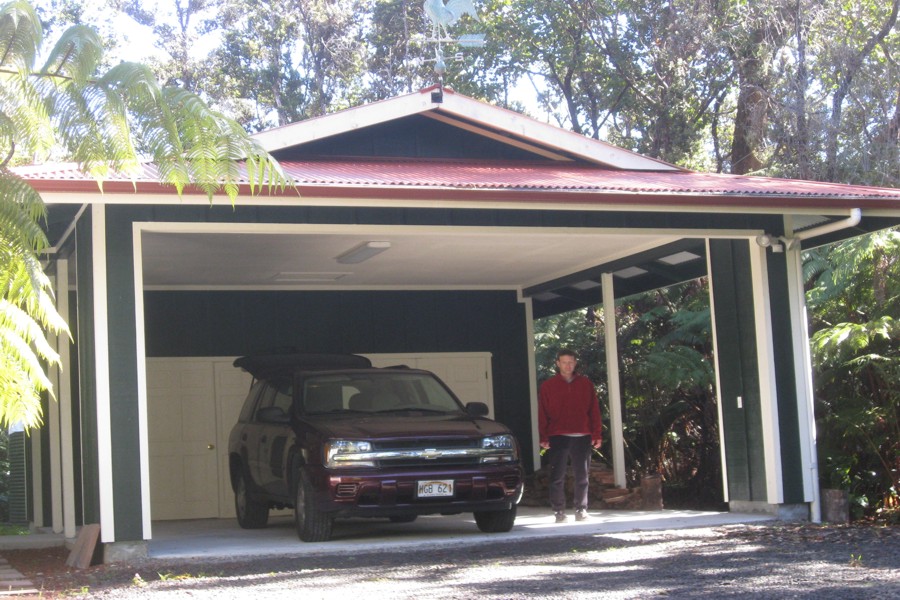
left=535, top=280, right=722, bottom=507
left=0, top=0, right=288, bottom=428
left=807, top=229, right=900, bottom=520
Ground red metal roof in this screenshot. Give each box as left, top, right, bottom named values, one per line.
left=14, top=158, right=900, bottom=210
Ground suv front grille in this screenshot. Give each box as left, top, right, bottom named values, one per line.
left=367, top=438, right=483, bottom=468
left=371, top=438, right=479, bottom=451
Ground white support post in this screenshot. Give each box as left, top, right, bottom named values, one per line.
left=522, top=296, right=542, bottom=472
left=705, top=240, right=730, bottom=502
left=784, top=245, right=822, bottom=522
left=602, top=273, right=626, bottom=489
left=749, top=243, right=785, bottom=505
left=57, top=258, right=78, bottom=538
left=92, top=204, right=116, bottom=541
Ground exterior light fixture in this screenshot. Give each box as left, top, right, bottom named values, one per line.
left=335, top=241, right=392, bottom=264
left=756, top=234, right=784, bottom=253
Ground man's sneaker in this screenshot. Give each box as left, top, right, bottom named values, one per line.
left=575, top=509, right=589, bottom=521
left=554, top=511, right=567, bottom=523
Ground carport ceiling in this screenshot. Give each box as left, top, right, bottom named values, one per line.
left=139, top=229, right=707, bottom=316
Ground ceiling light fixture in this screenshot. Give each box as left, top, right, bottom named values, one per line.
left=335, top=241, right=392, bottom=264
left=613, top=266, right=648, bottom=279
left=658, top=251, right=701, bottom=265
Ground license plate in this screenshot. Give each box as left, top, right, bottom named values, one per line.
left=417, top=479, right=454, bottom=498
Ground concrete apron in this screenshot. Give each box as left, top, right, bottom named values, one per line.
left=148, top=507, right=775, bottom=560
left=0, top=508, right=776, bottom=562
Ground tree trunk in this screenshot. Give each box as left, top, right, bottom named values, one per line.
left=731, top=51, right=767, bottom=175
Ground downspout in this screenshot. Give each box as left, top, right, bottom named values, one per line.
left=43, top=203, right=90, bottom=256
left=786, top=208, right=861, bottom=523
left=786, top=208, right=862, bottom=247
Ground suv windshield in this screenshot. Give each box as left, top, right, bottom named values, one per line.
left=299, top=371, right=464, bottom=415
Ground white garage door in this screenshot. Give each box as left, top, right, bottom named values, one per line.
left=147, top=352, right=494, bottom=521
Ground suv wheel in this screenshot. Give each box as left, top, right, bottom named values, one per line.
left=295, top=471, right=333, bottom=542
left=234, top=469, right=269, bottom=529
left=473, top=505, right=517, bottom=533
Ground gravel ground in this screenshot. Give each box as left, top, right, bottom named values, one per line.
left=14, top=521, right=900, bottom=599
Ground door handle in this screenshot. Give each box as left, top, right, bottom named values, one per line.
left=208, top=444, right=215, bottom=450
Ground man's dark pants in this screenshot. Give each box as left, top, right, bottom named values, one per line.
left=547, top=434, right=592, bottom=512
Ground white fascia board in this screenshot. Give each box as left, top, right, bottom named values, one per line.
left=251, top=93, right=436, bottom=152
left=436, top=92, right=680, bottom=171
left=39, top=190, right=878, bottom=218
left=250, top=88, right=678, bottom=171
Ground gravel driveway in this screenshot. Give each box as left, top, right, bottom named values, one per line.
left=31, top=521, right=899, bottom=599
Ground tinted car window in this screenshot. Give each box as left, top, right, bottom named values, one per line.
left=238, top=380, right=266, bottom=422
left=300, top=372, right=463, bottom=414
left=255, top=378, right=292, bottom=417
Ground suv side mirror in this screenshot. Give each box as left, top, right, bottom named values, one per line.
left=465, top=402, right=489, bottom=417
left=256, top=406, right=290, bottom=423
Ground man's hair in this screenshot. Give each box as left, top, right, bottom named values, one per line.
left=556, top=348, right=577, bottom=360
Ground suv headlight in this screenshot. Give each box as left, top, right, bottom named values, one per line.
left=480, top=434, right=518, bottom=463
left=325, top=440, right=375, bottom=468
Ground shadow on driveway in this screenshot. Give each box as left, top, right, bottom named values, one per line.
left=147, top=506, right=776, bottom=560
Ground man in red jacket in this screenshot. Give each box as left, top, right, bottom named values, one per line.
left=538, top=348, right=603, bottom=522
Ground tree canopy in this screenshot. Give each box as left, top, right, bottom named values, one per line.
left=80, top=0, right=897, bottom=183
left=0, top=0, right=287, bottom=428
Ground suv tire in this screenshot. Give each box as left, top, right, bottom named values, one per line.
left=473, top=505, right=517, bottom=533
left=295, top=471, right=333, bottom=542
left=234, top=468, right=269, bottom=529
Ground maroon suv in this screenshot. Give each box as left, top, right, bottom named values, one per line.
left=227, top=353, right=524, bottom=542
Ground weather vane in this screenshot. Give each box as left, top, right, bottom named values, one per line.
left=422, top=0, right=485, bottom=89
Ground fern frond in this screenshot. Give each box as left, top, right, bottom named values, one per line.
left=0, top=359, right=43, bottom=428
left=39, top=24, right=103, bottom=85
left=0, top=0, right=41, bottom=74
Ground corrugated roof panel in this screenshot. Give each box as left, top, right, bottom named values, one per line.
left=13, top=158, right=900, bottom=202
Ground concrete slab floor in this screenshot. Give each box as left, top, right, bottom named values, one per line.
left=147, top=507, right=777, bottom=560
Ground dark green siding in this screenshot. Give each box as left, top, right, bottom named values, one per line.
left=709, top=239, right=768, bottom=502
left=271, top=116, right=543, bottom=161
left=765, top=252, right=805, bottom=503
left=86, top=202, right=823, bottom=539
left=143, top=290, right=534, bottom=456
left=105, top=214, right=143, bottom=541
left=75, top=212, right=101, bottom=525
left=8, top=431, right=27, bottom=523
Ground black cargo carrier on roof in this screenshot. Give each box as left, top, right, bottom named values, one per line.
left=233, top=353, right=373, bottom=379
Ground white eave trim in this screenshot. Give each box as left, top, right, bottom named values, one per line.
left=435, top=92, right=680, bottom=171
left=251, top=88, right=680, bottom=172
left=252, top=92, right=437, bottom=152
